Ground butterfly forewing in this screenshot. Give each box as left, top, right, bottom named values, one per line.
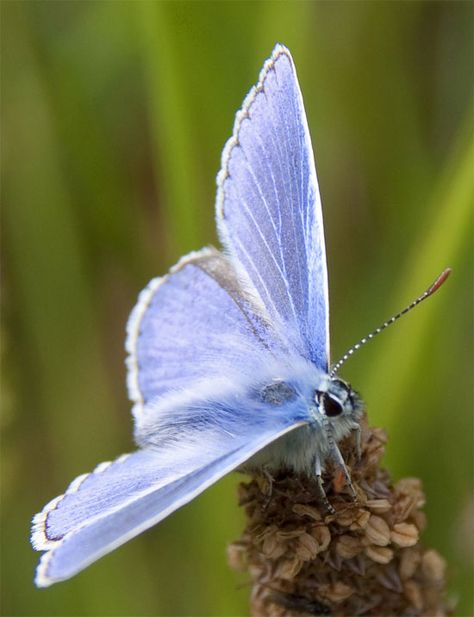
left=216, top=45, right=330, bottom=370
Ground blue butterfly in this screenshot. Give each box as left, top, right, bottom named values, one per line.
left=31, top=44, right=449, bottom=587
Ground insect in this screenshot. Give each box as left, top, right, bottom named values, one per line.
left=31, top=44, right=450, bottom=587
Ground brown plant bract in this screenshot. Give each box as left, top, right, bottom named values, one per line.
left=228, top=416, right=451, bottom=616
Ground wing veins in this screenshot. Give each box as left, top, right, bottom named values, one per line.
left=272, top=66, right=307, bottom=318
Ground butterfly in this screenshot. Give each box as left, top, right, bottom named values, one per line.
left=31, top=44, right=450, bottom=587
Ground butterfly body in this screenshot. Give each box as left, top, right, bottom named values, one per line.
left=133, top=336, right=362, bottom=475
left=247, top=375, right=363, bottom=473
left=245, top=413, right=357, bottom=476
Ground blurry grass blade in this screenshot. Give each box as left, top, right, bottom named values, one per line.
left=2, top=5, right=118, bottom=469
left=365, top=130, right=474, bottom=420
left=137, top=1, right=202, bottom=257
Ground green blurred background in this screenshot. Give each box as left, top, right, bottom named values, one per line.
left=2, top=2, right=473, bottom=616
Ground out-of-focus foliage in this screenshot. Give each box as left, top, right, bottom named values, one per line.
left=1, top=2, right=472, bottom=616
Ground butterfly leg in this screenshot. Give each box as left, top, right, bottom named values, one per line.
left=350, top=422, right=362, bottom=461
left=330, top=442, right=357, bottom=501
left=321, top=419, right=357, bottom=501
left=315, top=453, right=335, bottom=514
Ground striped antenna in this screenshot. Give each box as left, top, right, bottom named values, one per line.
left=330, top=268, right=452, bottom=376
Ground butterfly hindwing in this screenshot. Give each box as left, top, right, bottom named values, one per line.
left=216, top=44, right=330, bottom=370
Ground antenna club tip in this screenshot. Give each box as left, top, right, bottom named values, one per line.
left=428, top=267, right=452, bottom=295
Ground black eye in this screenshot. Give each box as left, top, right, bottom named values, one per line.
left=322, top=392, right=343, bottom=417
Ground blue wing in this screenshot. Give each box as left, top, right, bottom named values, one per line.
left=216, top=44, right=330, bottom=370
left=31, top=392, right=308, bottom=587
left=31, top=46, right=331, bottom=587
left=125, top=246, right=287, bottom=423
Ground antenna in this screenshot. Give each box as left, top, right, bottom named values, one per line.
left=330, top=268, right=452, bottom=376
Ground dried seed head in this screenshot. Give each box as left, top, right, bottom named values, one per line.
left=365, top=514, right=391, bottom=546
left=227, top=542, right=247, bottom=571
left=394, top=478, right=426, bottom=521
left=265, top=591, right=331, bottom=616
left=230, top=416, right=450, bottom=616
left=375, top=564, right=403, bottom=593
left=335, top=509, right=358, bottom=527
left=366, top=498, right=392, bottom=513
left=412, top=509, right=427, bottom=532
left=399, top=547, right=421, bottom=580
left=422, top=549, right=446, bottom=583
left=275, top=529, right=302, bottom=541
left=309, top=525, right=331, bottom=552
left=365, top=544, right=394, bottom=564
left=404, top=580, right=424, bottom=611
left=364, top=427, right=387, bottom=465
left=349, top=508, right=371, bottom=531
left=390, top=522, right=419, bottom=547
left=262, top=532, right=287, bottom=560
left=320, top=581, right=354, bottom=603
left=336, top=534, right=363, bottom=559
left=274, top=556, right=303, bottom=580
left=295, top=532, right=320, bottom=561
left=396, top=477, right=424, bottom=500
left=292, top=503, right=321, bottom=521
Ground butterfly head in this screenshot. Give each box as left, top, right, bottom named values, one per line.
left=314, top=376, right=363, bottom=422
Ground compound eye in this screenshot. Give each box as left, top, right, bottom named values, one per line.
left=322, top=392, right=343, bottom=417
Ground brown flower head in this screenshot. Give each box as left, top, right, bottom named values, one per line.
left=228, top=416, right=451, bottom=616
